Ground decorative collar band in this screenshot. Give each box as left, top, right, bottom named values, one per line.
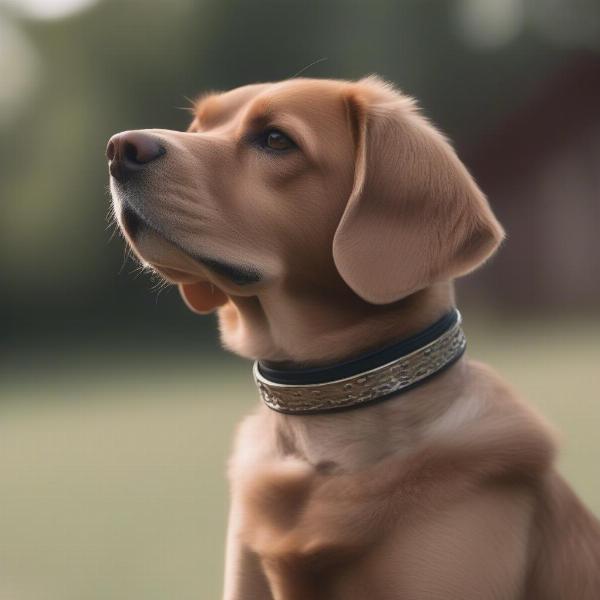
left=253, top=309, right=466, bottom=415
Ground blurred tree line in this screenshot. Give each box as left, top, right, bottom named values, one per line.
left=1, top=0, right=598, bottom=353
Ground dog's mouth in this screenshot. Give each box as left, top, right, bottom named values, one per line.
left=118, top=202, right=230, bottom=314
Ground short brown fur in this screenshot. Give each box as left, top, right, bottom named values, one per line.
left=109, top=76, right=600, bottom=599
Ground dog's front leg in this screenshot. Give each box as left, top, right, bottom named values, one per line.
left=222, top=500, right=273, bottom=600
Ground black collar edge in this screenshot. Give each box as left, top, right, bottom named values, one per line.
left=257, top=309, right=459, bottom=386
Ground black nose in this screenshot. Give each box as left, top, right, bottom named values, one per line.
left=106, top=131, right=165, bottom=182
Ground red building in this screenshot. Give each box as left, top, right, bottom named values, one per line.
left=463, top=55, right=600, bottom=311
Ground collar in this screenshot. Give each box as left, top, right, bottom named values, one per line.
left=253, top=309, right=466, bottom=415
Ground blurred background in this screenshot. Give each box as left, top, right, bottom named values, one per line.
left=0, top=0, right=599, bottom=598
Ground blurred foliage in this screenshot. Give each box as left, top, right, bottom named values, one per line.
left=1, top=0, right=598, bottom=350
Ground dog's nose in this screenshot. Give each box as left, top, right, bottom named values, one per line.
left=106, top=131, right=165, bottom=182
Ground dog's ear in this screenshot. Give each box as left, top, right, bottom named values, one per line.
left=333, top=78, right=504, bottom=304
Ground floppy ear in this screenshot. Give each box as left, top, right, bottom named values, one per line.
left=333, top=80, right=504, bottom=304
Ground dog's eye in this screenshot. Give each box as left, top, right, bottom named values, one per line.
left=263, top=129, right=295, bottom=151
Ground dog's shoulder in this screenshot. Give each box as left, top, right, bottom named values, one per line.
left=230, top=379, right=557, bottom=560
left=525, top=471, right=600, bottom=598
left=228, top=363, right=561, bottom=593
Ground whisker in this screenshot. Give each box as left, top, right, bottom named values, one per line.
left=288, top=57, right=328, bottom=79
left=150, top=275, right=172, bottom=303
left=174, top=95, right=197, bottom=114
left=120, top=245, right=136, bottom=275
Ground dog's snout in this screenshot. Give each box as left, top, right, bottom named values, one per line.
left=106, top=131, right=165, bottom=182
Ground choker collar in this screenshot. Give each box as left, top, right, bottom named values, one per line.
left=253, top=309, right=466, bottom=415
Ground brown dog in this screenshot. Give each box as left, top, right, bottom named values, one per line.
left=107, top=76, right=600, bottom=599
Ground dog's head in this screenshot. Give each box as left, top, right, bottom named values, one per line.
left=108, top=76, right=503, bottom=358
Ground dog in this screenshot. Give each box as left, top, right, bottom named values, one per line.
left=107, top=76, right=600, bottom=599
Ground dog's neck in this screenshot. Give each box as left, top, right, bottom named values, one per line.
left=218, top=282, right=469, bottom=469
left=219, top=282, right=455, bottom=366
left=260, top=355, right=470, bottom=470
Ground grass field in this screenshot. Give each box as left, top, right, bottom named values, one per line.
left=1, top=316, right=599, bottom=599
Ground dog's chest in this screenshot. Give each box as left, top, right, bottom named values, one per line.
left=232, top=443, right=451, bottom=600
left=229, top=408, right=523, bottom=598
left=235, top=457, right=376, bottom=599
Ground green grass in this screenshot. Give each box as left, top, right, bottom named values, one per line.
left=1, top=318, right=599, bottom=599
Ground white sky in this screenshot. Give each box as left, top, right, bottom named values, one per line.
left=0, top=0, right=99, bottom=20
